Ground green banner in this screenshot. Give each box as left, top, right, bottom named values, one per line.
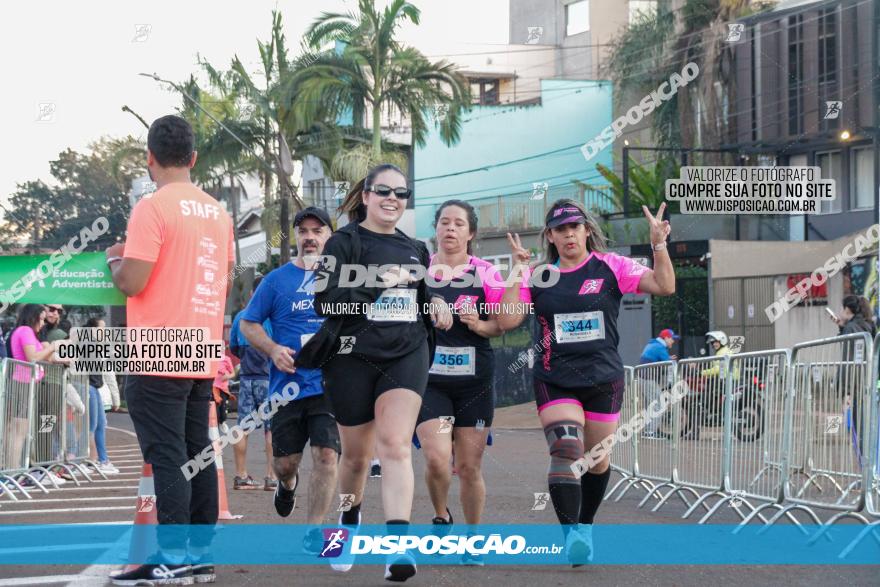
left=0, top=252, right=125, bottom=308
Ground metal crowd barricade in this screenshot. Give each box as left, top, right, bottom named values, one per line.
left=621, top=361, right=680, bottom=508
left=608, top=366, right=656, bottom=500
left=706, top=349, right=797, bottom=526
left=64, top=370, right=101, bottom=481
left=762, top=333, right=874, bottom=531
left=31, top=362, right=98, bottom=485
left=839, top=332, right=880, bottom=557
left=0, top=359, right=47, bottom=499
left=651, top=355, right=734, bottom=518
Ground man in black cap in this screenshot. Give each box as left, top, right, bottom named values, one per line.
left=238, top=207, right=341, bottom=549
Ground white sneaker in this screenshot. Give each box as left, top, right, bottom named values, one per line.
left=565, top=524, right=593, bottom=566
left=36, top=471, right=67, bottom=486
left=330, top=511, right=360, bottom=572
left=384, top=552, right=417, bottom=582
left=98, top=462, right=120, bottom=475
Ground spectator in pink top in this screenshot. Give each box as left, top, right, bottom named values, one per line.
left=6, top=304, right=57, bottom=469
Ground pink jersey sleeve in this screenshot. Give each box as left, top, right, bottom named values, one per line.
left=596, top=252, right=649, bottom=294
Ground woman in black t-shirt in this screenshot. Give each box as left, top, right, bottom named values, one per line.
left=316, top=163, right=452, bottom=582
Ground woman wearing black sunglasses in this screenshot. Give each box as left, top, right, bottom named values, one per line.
left=311, top=163, right=452, bottom=582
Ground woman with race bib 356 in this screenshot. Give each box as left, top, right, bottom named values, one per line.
left=416, top=200, right=527, bottom=565
left=495, top=199, right=675, bottom=566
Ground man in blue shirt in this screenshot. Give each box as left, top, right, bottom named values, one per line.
left=638, top=329, right=679, bottom=437
left=240, top=207, right=339, bottom=537
left=639, top=328, right=679, bottom=364
left=229, top=275, right=276, bottom=491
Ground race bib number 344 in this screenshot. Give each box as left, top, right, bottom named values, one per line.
left=554, top=311, right=605, bottom=344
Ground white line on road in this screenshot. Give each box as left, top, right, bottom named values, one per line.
left=0, top=574, right=96, bottom=585
left=0, top=506, right=132, bottom=515
left=0, top=484, right=138, bottom=494
left=0, top=496, right=133, bottom=505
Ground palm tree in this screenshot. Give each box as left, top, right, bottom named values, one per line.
left=575, top=157, right=680, bottom=214
left=299, top=0, right=471, bottom=181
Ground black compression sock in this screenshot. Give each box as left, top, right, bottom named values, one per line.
left=341, top=501, right=362, bottom=525
left=548, top=483, right=581, bottom=526
left=579, top=468, right=611, bottom=524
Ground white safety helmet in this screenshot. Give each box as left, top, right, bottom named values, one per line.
left=705, top=331, right=728, bottom=346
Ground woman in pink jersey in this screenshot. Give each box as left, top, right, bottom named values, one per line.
left=496, top=199, right=675, bottom=565
left=415, top=200, right=526, bottom=563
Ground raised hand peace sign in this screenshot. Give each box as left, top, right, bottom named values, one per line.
left=643, top=203, right=671, bottom=246
left=506, top=232, right=531, bottom=265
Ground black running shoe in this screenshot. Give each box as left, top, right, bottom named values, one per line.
left=384, top=553, right=417, bottom=582
left=370, top=463, right=382, bottom=478
left=111, top=563, right=193, bottom=585
left=274, top=474, right=298, bottom=518
left=430, top=507, right=453, bottom=526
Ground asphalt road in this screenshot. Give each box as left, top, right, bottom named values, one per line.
left=0, top=411, right=877, bottom=586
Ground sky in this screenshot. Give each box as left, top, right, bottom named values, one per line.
left=0, top=0, right=508, bottom=206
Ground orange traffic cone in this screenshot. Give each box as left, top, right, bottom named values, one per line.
left=117, top=463, right=158, bottom=574
left=209, top=401, right=241, bottom=520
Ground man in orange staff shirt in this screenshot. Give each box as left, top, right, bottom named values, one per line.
left=105, top=115, right=234, bottom=586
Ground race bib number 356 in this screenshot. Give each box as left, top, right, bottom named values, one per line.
left=367, top=288, right=417, bottom=322
left=554, top=311, right=605, bottom=344
left=429, top=346, right=476, bottom=376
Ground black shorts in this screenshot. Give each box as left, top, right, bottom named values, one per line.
left=534, top=377, right=625, bottom=423
left=271, top=393, right=341, bottom=457
left=417, top=379, right=495, bottom=428
left=322, top=343, right=430, bottom=427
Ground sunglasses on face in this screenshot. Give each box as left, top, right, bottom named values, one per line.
left=46, top=307, right=62, bottom=314
left=366, top=184, right=412, bottom=199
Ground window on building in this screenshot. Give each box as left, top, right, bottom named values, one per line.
left=851, top=147, right=874, bottom=210
left=307, top=179, right=323, bottom=207
left=816, top=151, right=842, bottom=214
left=787, top=14, right=803, bottom=136
left=565, top=0, right=590, bottom=37
left=817, top=7, right=838, bottom=131
left=629, top=0, right=657, bottom=23
left=470, top=79, right=500, bottom=105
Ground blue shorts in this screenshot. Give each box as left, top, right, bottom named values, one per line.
left=238, top=378, right=270, bottom=431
